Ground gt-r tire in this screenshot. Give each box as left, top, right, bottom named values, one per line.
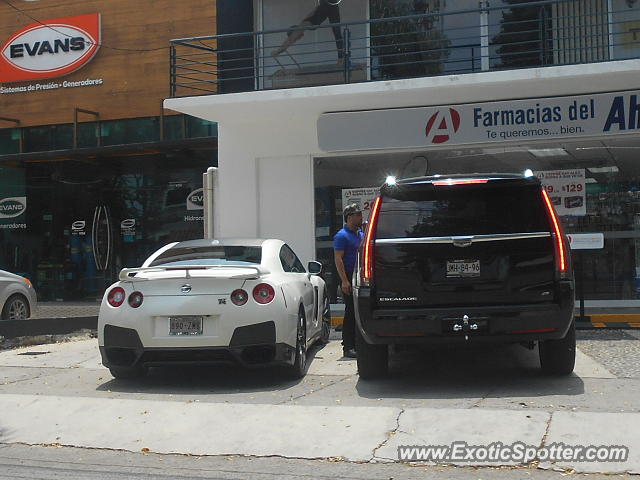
left=539, top=321, right=576, bottom=376
left=286, top=307, right=307, bottom=379
left=356, top=327, right=388, bottom=380
left=319, top=290, right=331, bottom=345
left=1, top=294, right=29, bottom=320
left=109, top=365, right=148, bottom=379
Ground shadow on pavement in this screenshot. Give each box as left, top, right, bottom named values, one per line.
left=95, top=341, right=330, bottom=395
left=356, top=342, right=585, bottom=400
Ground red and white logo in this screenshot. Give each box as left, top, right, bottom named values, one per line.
left=0, top=13, right=101, bottom=83
left=425, top=108, right=461, bottom=144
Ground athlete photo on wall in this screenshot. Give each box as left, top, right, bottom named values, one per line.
left=271, top=0, right=345, bottom=60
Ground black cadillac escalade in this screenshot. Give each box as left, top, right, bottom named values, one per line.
left=353, top=174, right=575, bottom=379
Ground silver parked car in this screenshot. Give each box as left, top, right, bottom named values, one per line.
left=0, top=269, right=37, bottom=320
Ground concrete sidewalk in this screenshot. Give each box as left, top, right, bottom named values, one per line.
left=0, top=338, right=638, bottom=474
left=1, top=393, right=638, bottom=474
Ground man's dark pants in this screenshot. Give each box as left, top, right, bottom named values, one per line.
left=342, top=275, right=355, bottom=350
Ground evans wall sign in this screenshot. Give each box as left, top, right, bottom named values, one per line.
left=318, top=90, right=640, bottom=152
left=186, top=188, right=204, bottom=210
left=0, top=13, right=101, bottom=83
left=0, top=197, right=27, bottom=219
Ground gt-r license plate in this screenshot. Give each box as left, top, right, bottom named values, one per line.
left=169, top=316, right=203, bottom=335
left=446, top=260, right=480, bottom=278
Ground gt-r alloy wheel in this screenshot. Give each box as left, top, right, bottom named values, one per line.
left=320, top=290, right=331, bottom=344
left=288, top=307, right=307, bottom=378
left=1, top=294, right=29, bottom=320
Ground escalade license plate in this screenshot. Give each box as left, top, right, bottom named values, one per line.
left=169, top=316, right=203, bottom=335
left=446, top=260, right=480, bottom=278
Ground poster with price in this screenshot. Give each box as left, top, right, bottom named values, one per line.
left=341, top=187, right=380, bottom=221
left=534, top=169, right=586, bottom=217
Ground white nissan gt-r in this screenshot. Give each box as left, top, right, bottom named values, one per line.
left=98, top=238, right=331, bottom=379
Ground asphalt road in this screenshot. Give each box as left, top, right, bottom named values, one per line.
left=0, top=443, right=631, bottom=480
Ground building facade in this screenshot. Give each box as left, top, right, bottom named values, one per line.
left=166, top=0, right=640, bottom=306
left=0, top=0, right=219, bottom=303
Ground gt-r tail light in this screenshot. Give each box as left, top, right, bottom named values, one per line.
left=128, top=291, right=144, bottom=308
left=253, top=283, right=275, bottom=304
left=231, top=289, right=249, bottom=306
left=541, top=188, right=570, bottom=278
left=362, top=196, right=382, bottom=287
left=107, top=287, right=126, bottom=307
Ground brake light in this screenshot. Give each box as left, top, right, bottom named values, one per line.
left=107, top=287, right=126, bottom=307
left=362, top=196, right=383, bottom=286
left=433, top=179, right=489, bottom=186
left=128, top=291, right=144, bottom=308
left=231, top=289, right=249, bottom=306
left=541, top=188, right=567, bottom=273
left=253, top=283, right=275, bottom=304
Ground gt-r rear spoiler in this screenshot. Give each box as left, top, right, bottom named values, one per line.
left=118, top=265, right=269, bottom=282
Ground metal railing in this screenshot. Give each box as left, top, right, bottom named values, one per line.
left=169, top=0, right=640, bottom=97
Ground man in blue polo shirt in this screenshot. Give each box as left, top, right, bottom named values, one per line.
left=334, top=203, right=364, bottom=358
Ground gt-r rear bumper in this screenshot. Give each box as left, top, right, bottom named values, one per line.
left=100, top=323, right=296, bottom=369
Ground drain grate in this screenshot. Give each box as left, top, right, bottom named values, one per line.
left=17, top=351, right=51, bottom=356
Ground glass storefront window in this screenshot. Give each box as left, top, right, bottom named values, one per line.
left=101, top=117, right=161, bottom=146
left=0, top=149, right=216, bottom=302
left=0, top=128, right=20, bottom=155
left=612, top=0, right=640, bottom=61
left=0, top=116, right=218, bottom=154
left=371, top=0, right=452, bottom=79
left=314, top=138, right=640, bottom=304
left=186, top=117, right=218, bottom=138
left=23, top=124, right=73, bottom=152
left=77, top=122, right=99, bottom=148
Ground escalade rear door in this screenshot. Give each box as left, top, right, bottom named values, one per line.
left=372, top=178, right=557, bottom=308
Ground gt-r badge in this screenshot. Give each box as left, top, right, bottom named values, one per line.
left=180, top=284, right=192, bottom=294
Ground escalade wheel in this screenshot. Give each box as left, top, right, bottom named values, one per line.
left=539, top=321, right=576, bottom=375
left=356, top=327, right=388, bottom=379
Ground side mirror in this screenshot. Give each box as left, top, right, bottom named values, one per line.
left=307, top=261, right=323, bottom=275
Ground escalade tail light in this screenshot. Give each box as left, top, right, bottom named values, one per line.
left=362, top=196, right=382, bottom=286
left=541, top=188, right=570, bottom=277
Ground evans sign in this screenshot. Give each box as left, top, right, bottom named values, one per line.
left=318, top=90, right=640, bottom=152
left=187, top=188, right=204, bottom=210
left=0, top=197, right=27, bottom=219
left=0, top=13, right=101, bottom=83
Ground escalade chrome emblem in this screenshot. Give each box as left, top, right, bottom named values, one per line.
left=379, top=297, right=418, bottom=302
left=180, top=284, right=192, bottom=293
left=452, top=236, right=474, bottom=248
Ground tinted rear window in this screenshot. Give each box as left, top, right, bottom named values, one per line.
left=377, top=184, right=549, bottom=238
left=149, top=246, right=262, bottom=267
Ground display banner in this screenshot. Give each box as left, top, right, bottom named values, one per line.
left=535, top=169, right=586, bottom=217
left=318, top=90, right=640, bottom=151
left=341, top=187, right=379, bottom=221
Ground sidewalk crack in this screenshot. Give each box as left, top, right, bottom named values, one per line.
left=276, top=375, right=351, bottom=405
left=539, top=411, right=554, bottom=449
left=370, top=407, right=405, bottom=462
left=470, top=387, right=495, bottom=408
